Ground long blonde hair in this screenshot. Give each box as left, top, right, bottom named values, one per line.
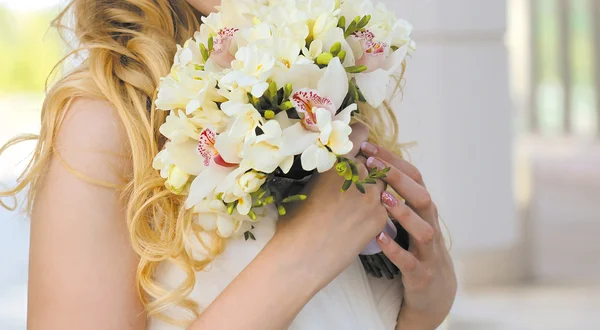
left=0, top=0, right=405, bottom=324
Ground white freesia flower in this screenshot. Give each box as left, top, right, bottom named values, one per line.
left=159, top=110, right=199, bottom=143
left=241, top=113, right=295, bottom=174
left=193, top=194, right=247, bottom=237
left=155, top=65, right=219, bottom=115
left=280, top=57, right=356, bottom=172
left=220, top=45, right=275, bottom=98
left=153, top=139, right=205, bottom=177
left=215, top=168, right=265, bottom=215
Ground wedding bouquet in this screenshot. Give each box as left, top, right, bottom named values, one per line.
left=153, top=0, right=414, bottom=247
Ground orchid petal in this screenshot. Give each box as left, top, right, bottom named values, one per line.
left=355, top=68, right=390, bottom=108
left=300, top=144, right=319, bottom=171
left=280, top=123, right=319, bottom=156
left=317, top=57, right=348, bottom=108
left=315, top=145, right=337, bottom=173
left=279, top=155, right=294, bottom=174
left=168, top=139, right=206, bottom=175
left=334, top=103, right=357, bottom=125
left=383, top=45, right=408, bottom=73
left=185, top=166, right=232, bottom=208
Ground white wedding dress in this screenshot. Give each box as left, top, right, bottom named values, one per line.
left=147, top=207, right=403, bottom=330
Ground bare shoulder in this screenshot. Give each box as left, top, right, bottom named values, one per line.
left=54, top=97, right=131, bottom=185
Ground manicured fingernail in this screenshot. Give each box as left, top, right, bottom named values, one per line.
left=366, top=157, right=385, bottom=170
left=381, top=191, right=399, bottom=208
left=378, top=232, right=391, bottom=244
left=361, top=142, right=378, bottom=155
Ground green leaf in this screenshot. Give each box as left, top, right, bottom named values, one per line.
left=345, top=65, right=368, bottom=73
left=357, top=87, right=367, bottom=103
left=341, top=179, right=352, bottom=192
left=208, top=36, right=214, bottom=52
left=330, top=42, right=342, bottom=56
left=199, top=43, right=209, bottom=62
left=357, top=15, right=371, bottom=29
left=344, top=20, right=358, bottom=38
left=356, top=183, right=366, bottom=194
left=244, top=231, right=256, bottom=241
left=364, top=178, right=377, bottom=184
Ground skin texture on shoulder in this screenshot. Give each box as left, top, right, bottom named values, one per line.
left=27, top=98, right=145, bottom=330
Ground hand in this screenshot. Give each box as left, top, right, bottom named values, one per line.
left=360, top=142, right=457, bottom=329
left=276, top=123, right=388, bottom=281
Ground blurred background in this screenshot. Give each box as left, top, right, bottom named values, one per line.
left=0, top=0, right=598, bottom=329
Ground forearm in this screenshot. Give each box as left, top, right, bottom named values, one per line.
left=188, top=229, right=328, bottom=330
left=395, top=307, right=440, bottom=330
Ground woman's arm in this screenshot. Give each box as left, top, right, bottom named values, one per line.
left=28, top=98, right=145, bottom=330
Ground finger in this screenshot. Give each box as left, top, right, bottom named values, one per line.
left=360, top=142, right=426, bottom=187
left=377, top=232, right=420, bottom=275
left=346, top=123, right=370, bottom=158
left=367, top=157, right=435, bottom=221
left=381, top=191, right=434, bottom=246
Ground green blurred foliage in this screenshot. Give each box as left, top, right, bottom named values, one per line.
left=0, top=6, right=62, bottom=94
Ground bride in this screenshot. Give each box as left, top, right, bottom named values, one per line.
left=1, top=0, right=456, bottom=329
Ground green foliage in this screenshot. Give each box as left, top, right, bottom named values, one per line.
left=0, top=7, right=62, bottom=94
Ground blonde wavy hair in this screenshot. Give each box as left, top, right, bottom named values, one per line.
left=0, top=0, right=406, bottom=325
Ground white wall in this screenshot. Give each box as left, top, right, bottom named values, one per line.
left=384, top=0, right=518, bottom=282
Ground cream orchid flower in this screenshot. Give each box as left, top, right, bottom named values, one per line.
left=280, top=57, right=356, bottom=172
left=193, top=194, right=247, bottom=237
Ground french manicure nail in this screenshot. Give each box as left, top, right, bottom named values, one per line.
left=367, top=157, right=385, bottom=170
left=381, top=191, right=399, bottom=208
left=378, top=232, right=391, bottom=244
left=361, top=142, right=378, bottom=155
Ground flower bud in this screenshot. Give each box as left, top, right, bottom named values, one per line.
left=264, top=110, right=275, bottom=119
left=238, top=171, right=267, bottom=193
left=167, top=166, right=190, bottom=194
left=316, top=52, right=334, bottom=65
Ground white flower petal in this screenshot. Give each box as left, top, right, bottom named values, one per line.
left=280, top=123, right=319, bottom=156
left=217, top=216, right=236, bottom=237
left=334, top=103, right=358, bottom=125
left=315, top=145, right=337, bottom=173
left=168, top=139, right=206, bottom=176
left=300, top=144, right=319, bottom=171
left=280, top=155, right=295, bottom=174
left=317, top=57, right=348, bottom=108
left=355, top=68, right=390, bottom=108
left=196, top=212, right=218, bottom=231
left=186, top=166, right=233, bottom=208
left=383, top=45, right=408, bottom=73
left=236, top=194, right=252, bottom=215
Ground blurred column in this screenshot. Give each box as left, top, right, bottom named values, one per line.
left=385, top=0, right=519, bottom=285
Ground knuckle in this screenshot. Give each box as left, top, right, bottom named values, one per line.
left=395, top=203, right=412, bottom=219
left=414, top=190, right=433, bottom=209
left=410, top=167, right=424, bottom=184
left=418, top=225, right=435, bottom=245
